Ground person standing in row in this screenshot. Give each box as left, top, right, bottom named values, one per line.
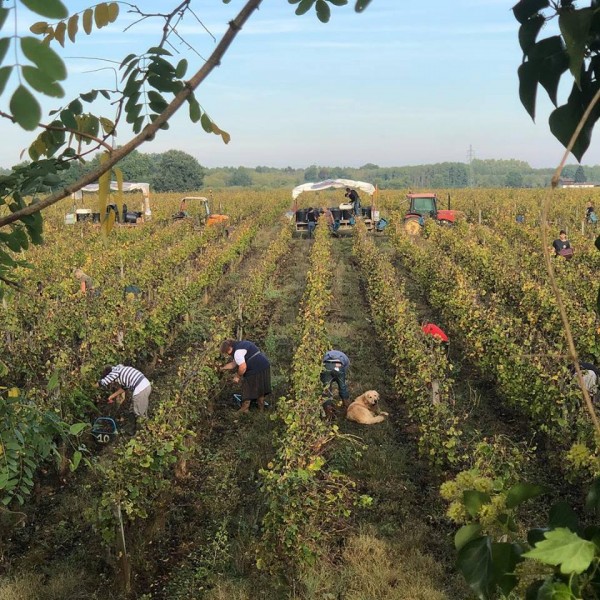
left=220, top=339, right=272, bottom=413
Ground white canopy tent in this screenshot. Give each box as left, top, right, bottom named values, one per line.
left=291, top=178, right=376, bottom=202
left=72, top=182, right=151, bottom=217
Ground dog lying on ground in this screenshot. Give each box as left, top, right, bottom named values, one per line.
left=346, top=390, right=388, bottom=425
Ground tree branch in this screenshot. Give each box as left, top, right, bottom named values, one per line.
left=543, top=86, right=600, bottom=436
left=0, top=0, right=263, bottom=229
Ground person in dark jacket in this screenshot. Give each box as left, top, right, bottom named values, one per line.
left=306, top=207, right=317, bottom=238
left=345, top=187, right=361, bottom=216
left=320, top=349, right=351, bottom=419
left=552, top=230, right=573, bottom=259
left=220, top=339, right=271, bottom=412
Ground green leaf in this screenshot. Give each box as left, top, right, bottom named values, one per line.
left=524, top=528, right=595, bottom=575
left=21, top=66, right=64, bottom=97
left=47, top=370, right=59, bottom=391
left=19, top=0, right=68, bottom=20
left=537, top=48, right=569, bottom=107
left=80, top=90, right=98, bottom=103
left=0, top=38, right=10, bottom=66
left=10, top=85, right=40, bottom=131
left=0, top=66, right=13, bottom=96
left=296, top=0, right=316, bottom=16
left=518, top=14, right=545, bottom=53
left=505, top=483, right=546, bottom=509
left=549, top=500, right=579, bottom=532
left=120, top=53, right=137, bottom=68
left=518, top=61, right=539, bottom=121
left=463, top=490, right=491, bottom=518
left=60, top=109, right=77, bottom=130
left=328, top=0, right=348, bottom=5
left=20, top=36, right=66, bottom=80
left=175, top=58, right=188, bottom=79
left=70, top=450, right=82, bottom=471
left=147, top=90, right=168, bottom=113
left=455, top=523, right=483, bottom=551
left=586, top=477, right=600, bottom=513
left=188, top=96, right=201, bottom=123
left=355, top=0, right=371, bottom=11
left=200, top=112, right=213, bottom=133
left=559, top=8, right=594, bottom=88
left=0, top=8, right=9, bottom=30
left=147, top=46, right=172, bottom=56
left=68, top=98, right=83, bottom=114
left=527, top=527, right=549, bottom=547
left=513, top=0, right=550, bottom=25
left=491, top=542, right=522, bottom=596
left=535, top=580, right=573, bottom=600
left=549, top=93, right=594, bottom=162
left=69, top=422, right=88, bottom=436
left=457, top=536, right=496, bottom=600
left=316, top=0, right=331, bottom=22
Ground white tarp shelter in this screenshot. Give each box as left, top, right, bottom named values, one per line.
left=73, top=182, right=151, bottom=217
left=292, top=178, right=376, bottom=201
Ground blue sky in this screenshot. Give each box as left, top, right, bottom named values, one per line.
left=0, top=0, right=588, bottom=170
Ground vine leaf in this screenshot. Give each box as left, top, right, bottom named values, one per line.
left=523, top=528, right=595, bottom=574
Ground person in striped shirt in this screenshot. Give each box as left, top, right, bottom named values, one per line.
left=98, top=364, right=151, bottom=419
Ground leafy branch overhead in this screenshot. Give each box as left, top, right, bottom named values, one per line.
left=513, top=0, right=600, bottom=161
left=0, top=0, right=372, bottom=297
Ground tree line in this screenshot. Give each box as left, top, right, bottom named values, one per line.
left=2, top=152, right=600, bottom=192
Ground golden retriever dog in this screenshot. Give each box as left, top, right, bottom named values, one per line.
left=346, top=390, right=388, bottom=425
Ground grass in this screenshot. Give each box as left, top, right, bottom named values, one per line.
left=300, top=528, right=449, bottom=600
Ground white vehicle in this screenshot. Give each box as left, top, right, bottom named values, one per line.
left=290, top=178, right=382, bottom=236
left=67, top=182, right=151, bottom=225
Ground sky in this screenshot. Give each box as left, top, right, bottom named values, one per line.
left=0, top=0, right=591, bottom=170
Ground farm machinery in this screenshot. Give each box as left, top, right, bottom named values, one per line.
left=291, top=178, right=388, bottom=237
left=403, top=192, right=461, bottom=235
left=67, top=181, right=152, bottom=225
left=171, top=196, right=229, bottom=230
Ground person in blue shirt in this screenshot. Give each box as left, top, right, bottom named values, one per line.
left=220, top=339, right=271, bottom=413
left=320, top=349, right=350, bottom=419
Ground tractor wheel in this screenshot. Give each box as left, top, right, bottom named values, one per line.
left=404, top=218, right=422, bottom=236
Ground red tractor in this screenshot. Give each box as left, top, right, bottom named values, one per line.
left=403, top=192, right=461, bottom=235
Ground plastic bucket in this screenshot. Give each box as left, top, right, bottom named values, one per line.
left=376, top=217, right=389, bottom=231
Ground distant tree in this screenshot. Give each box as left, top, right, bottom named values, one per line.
left=317, top=168, right=331, bottom=180
left=505, top=171, right=524, bottom=188
left=448, top=164, right=468, bottom=187
left=227, top=167, right=252, bottom=187
left=150, top=150, right=205, bottom=192
left=304, top=165, right=319, bottom=181
left=359, top=163, right=379, bottom=170
left=575, top=165, right=587, bottom=183
left=117, top=150, right=156, bottom=182
left=561, top=165, right=577, bottom=180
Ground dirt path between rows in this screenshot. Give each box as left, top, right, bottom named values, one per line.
left=317, top=236, right=469, bottom=599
